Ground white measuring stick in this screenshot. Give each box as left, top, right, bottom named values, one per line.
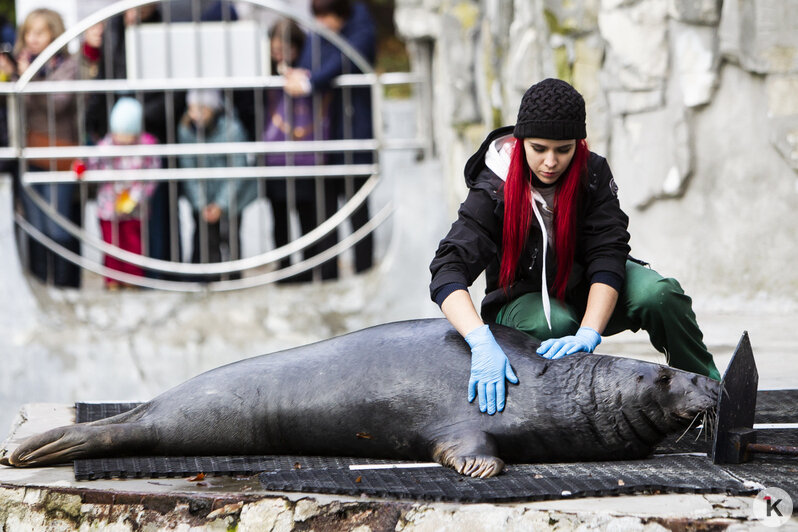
left=694, top=423, right=798, bottom=430
left=349, top=462, right=442, bottom=471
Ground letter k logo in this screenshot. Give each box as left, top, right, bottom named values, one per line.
left=764, top=496, right=783, bottom=517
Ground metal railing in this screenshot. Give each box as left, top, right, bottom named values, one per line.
left=2, top=0, right=429, bottom=291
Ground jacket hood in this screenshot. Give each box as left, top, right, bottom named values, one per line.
left=464, top=125, right=515, bottom=189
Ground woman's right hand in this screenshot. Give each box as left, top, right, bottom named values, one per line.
left=464, top=324, right=518, bottom=415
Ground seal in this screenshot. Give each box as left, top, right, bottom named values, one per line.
left=1, top=319, right=718, bottom=477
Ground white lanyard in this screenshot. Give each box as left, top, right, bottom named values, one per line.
left=530, top=189, right=552, bottom=330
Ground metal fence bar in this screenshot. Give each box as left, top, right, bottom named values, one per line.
left=15, top=71, right=419, bottom=93
left=18, top=139, right=380, bottom=159
left=16, top=199, right=393, bottom=291
left=18, top=173, right=381, bottom=275
left=22, top=164, right=379, bottom=184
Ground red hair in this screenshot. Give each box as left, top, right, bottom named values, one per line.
left=499, top=138, right=589, bottom=300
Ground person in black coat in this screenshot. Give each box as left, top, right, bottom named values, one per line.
left=429, top=79, right=720, bottom=417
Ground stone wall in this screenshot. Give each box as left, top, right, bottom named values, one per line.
left=395, top=0, right=798, bottom=308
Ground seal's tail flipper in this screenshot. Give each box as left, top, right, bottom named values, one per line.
left=4, top=425, right=99, bottom=467
left=4, top=422, right=147, bottom=467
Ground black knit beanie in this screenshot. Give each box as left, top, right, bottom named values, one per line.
left=513, top=78, right=586, bottom=140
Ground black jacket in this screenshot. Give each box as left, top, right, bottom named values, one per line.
left=429, top=126, right=631, bottom=322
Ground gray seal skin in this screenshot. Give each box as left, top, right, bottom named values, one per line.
left=1, top=319, right=719, bottom=477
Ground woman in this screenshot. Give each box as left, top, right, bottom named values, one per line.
left=265, top=18, right=334, bottom=283
left=10, top=8, right=82, bottom=287
left=429, top=78, right=720, bottom=416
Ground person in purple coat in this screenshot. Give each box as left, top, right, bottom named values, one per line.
left=284, top=0, right=376, bottom=278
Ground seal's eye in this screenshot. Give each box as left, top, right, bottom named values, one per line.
left=656, top=374, right=672, bottom=385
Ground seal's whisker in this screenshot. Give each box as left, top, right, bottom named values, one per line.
left=721, top=383, right=731, bottom=400
left=695, top=411, right=709, bottom=441
left=675, top=410, right=703, bottom=443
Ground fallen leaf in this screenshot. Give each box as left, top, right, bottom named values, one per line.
left=355, top=476, right=362, bottom=483
left=356, top=432, right=373, bottom=440
left=293, top=462, right=302, bottom=470
left=187, top=473, right=205, bottom=482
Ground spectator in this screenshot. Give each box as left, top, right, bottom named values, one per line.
left=178, top=89, right=255, bottom=280
left=78, top=22, right=103, bottom=81
left=12, top=8, right=82, bottom=287
left=85, top=5, right=183, bottom=274
left=285, top=0, right=377, bottom=278
left=89, top=98, right=160, bottom=290
left=265, top=18, right=335, bottom=282
left=0, top=15, right=16, bottom=180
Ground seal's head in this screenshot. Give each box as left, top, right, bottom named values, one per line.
left=633, top=364, right=720, bottom=433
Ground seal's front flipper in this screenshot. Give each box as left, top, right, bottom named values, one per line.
left=429, top=430, right=504, bottom=478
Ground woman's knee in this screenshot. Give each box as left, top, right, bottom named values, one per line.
left=498, top=293, right=578, bottom=340
left=631, top=276, right=690, bottom=317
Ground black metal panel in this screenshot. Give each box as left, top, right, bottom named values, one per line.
left=712, top=332, right=759, bottom=464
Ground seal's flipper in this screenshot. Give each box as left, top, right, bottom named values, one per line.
left=429, top=430, right=504, bottom=478
left=7, top=422, right=151, bottom=467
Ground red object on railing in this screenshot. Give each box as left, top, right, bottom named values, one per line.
left=72, top=159, right=86, bottom=179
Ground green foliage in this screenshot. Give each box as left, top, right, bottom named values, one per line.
left=0, top=0, right=14, bottom=26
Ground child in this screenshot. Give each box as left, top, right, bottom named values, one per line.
left=178, top=89, right=254, bottom=279
left=91, top=97, right=160, bottom=289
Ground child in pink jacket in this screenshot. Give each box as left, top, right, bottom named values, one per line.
left=91, top=97, right=160, bottom=289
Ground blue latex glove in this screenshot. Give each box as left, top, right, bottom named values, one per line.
left=465, top=324, right=519, bottom=415
left=536, top=326, right=601, bottom=360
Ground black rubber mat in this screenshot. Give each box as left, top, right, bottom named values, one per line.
left=75, top=402, right=141, bottom=422
left=258, top=455, right=755, bottom=502
left=723, top=458, right=798, bottom=501
left=75, top=455, right=396, bottom=481
left=754, top=390, right=798, bottom=423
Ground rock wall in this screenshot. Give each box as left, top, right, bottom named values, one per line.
left=395, top=0, right=798, bottom=307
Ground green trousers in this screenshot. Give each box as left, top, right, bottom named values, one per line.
left=496, top=260, right=721, bottom=380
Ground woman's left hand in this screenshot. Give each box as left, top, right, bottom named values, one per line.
left=536, top=326, right=601, bottom=360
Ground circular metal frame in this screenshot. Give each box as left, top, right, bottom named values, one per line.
left=13, top=0, right=391, bottom=288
